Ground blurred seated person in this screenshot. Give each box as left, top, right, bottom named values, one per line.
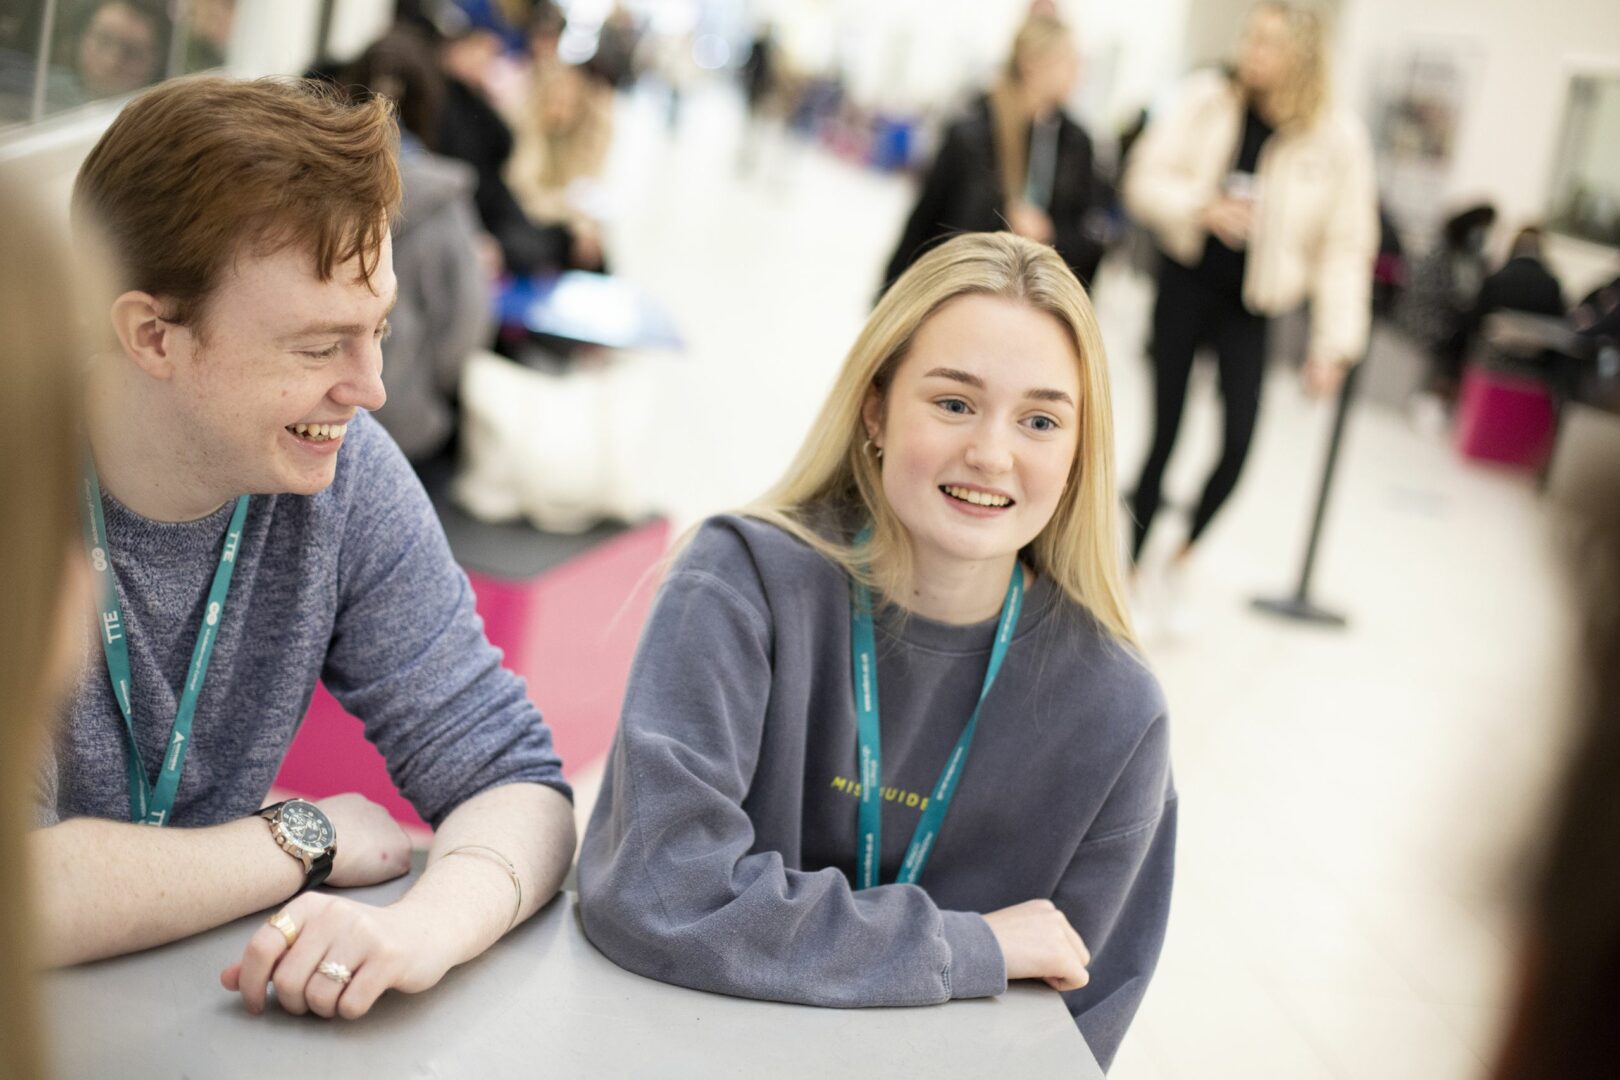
left=506, top=58, right=613, bottom=245
left=433, top=22, right=601, bottom=274
left=59, top=0, right=168, bottom=106
left=1469, top=227, right=1564, bottom=328
left=345, top=26, right=494, bottom=465
left=883, top=13, right=1110, bottom=292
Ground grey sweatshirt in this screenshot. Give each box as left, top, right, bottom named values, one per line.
left=38, top=411, right=570, bottom=829
left=578, top=515, right=1175, bottom=1070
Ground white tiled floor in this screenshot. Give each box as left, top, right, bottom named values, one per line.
left=576, top=77, right=1583, bottom=1078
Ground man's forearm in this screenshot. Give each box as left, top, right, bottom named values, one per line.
left=392, top=782, right=576, bottom=964
left=31, top=816, right=304, bottom=966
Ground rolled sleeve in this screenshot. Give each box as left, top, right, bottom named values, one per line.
left=322, top=422, right=570, bottom=827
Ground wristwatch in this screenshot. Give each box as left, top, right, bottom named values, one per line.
left=258, top=799, right=337, bottom=893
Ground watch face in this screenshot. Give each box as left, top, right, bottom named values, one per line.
left=279, top=800, right=335, bottom=854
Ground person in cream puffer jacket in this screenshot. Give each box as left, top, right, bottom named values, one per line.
left=1122, top=0, right=1377, bottom=567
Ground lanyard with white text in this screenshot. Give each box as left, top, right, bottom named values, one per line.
left=80, top=465, right=249, bottom=826
left=848, top=544, right=1024, bottom=889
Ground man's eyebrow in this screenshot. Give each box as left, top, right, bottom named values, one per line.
left=278, top=290, right=398, bottom=340
left=923, top=366, right=1074, bottom=406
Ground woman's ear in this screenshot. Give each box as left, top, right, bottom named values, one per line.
left=860, top=386, right=885, bottom=450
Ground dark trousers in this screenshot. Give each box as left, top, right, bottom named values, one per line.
left=1130, top=259, right=1268, bottom=561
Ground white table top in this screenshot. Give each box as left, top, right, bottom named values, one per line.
left=46, top=866, right=1102, bottom=1079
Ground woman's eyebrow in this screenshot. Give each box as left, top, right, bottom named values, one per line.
left=1025, top=387, right=1075, bottom=406
left=923, top=366, right=984, bottom=387
left=923, top=367, right=1074, bottom=406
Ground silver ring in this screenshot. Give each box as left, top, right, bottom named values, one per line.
left=317, top=960, right=353, bottom=985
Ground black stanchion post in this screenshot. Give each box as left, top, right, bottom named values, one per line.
left=1251, top=357, right=1363, bottom=628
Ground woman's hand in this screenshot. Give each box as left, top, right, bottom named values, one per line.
left=1200, top=196, right=1254, bottom=248
left=983, top=899, right=1091, bottom=992
left=1006, top=199, right=1055, bottom=245
left=220, top=893, right=455, bottom=1019
left=1301, top=356, right=1347, bottom=398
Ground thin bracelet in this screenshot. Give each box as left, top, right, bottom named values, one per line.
left=442, top=844, right=523, bottom=933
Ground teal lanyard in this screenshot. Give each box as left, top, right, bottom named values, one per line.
left=80, top=465, right=249, bottom=826
left=848, top=543, right=1024, bottom=889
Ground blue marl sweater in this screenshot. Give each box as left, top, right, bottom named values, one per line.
left=40, top=410, right=569, bottom=830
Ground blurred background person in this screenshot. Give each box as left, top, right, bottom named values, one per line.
left=1399, top=202, right=1498, bottom=405
left=53, top=0, right=168, bottom=107
left=506, top=47, right=614, bottom=256
left=1459, top=226, right=1566, bottom=347
left=1122, top=0, right=1376, bottom=597
left=182, top=0, right=236, bottom=73
left=342, top=25, right=494, bottom=467
left=883, top=12, right=1110, bottom=293
left=429, top=19, right=597, bottom=275
left=1, top=177, right=97, bottom=1080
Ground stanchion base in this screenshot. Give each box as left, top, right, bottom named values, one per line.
left=1250, top=595, right=1348, bottom=629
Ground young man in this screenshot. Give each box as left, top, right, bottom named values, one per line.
left=31, top=76, right=576, bottom=1021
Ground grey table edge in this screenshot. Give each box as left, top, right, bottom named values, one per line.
left=47, top=859, right=1103, bottom=1079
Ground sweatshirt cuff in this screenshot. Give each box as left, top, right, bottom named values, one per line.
left=939, top=910, right=1007, bottom=1000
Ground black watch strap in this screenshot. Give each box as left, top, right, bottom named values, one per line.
left=258, top=800, right=336, bottom=893
left=305, top=847, right=335, bottom=892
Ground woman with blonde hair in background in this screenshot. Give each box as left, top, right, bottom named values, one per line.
left=0, top=177, right=99, bottom=1080
left=506, top=59, right=613, bottom=242
left=883, top=13, right=1112, bottom=292
left=579, top=232, right=1175, bottom=1071
left=1123, top=1, right=1376, bottom=606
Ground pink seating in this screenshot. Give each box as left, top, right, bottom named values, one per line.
left=273, top=519, right=669, bottom=827
left=1454, top=365, right=1556, bottom=470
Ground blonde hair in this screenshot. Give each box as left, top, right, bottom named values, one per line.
left=990, top=14, right=1074, bottom=208
left=0, top=178, right=101, bottom=1080
left=743, top=232, right=1135, bottom=646
left=1248, top=1, right=1330, bottom=129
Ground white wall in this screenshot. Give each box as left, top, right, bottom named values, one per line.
left=1336, top=0, right=1620, bottom=293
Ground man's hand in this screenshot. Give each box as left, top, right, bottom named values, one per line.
left=1200, top=196, right=1255, bottom=249
left=312, top=793, right=412, bottom=888
left=983, top=898, right=1091, bottom=992
left=221, top=892, right=453, bottom=1019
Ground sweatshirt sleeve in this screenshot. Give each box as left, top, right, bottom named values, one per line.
left=321, top=418, right=570, bottom=826
left=1054, top=709, right=1177, bottom=1072
left=577, top=551, right=1007, bottom=1008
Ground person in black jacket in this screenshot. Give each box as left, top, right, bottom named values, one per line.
left=1467, top=227, right=1565, bottom=329
left=433, top=24, right=598, bottom=275
left=883, top=13, right=1109, bottom=293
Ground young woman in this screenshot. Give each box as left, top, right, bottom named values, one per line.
left=579, top=232, right=1174, bottom=1071
left=884, top=14, right=1110, bottom=292
left=1123, top=0, right=1376, bottom=571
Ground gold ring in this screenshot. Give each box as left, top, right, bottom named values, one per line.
left=317, top=960, right=353, bottom=985
left=267, top=911, right=299, bottom=948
